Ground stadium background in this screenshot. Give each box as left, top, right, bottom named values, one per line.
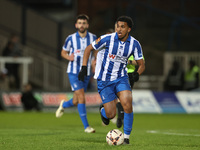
left=0, top=1, right=200, bottom=149
left=0, top=0, right=200, bottom=112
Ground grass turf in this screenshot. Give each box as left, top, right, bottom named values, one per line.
left=0, top=112, right=200, bottom=150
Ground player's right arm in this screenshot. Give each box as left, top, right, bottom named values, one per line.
left=78, top=44, right=94, bottom=81
left=82, top=44, right=94, bottom=66
left=61, top=49, right=74, bottom=61
left=61, top=35, right=74, bottom=61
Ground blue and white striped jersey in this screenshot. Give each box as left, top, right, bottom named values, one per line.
left=92, top=32, right=143, bottom=81
left=63, top=31, right=97, bottom=75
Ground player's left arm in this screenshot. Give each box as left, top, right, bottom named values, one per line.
left=78, top=44, right=95, bottom=81
left=136, top=59, right=145, bottom=75
left=82, top=44, right=95, bottom=66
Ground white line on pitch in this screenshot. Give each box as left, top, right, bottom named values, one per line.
left=147, top=130, right=200, bottom=137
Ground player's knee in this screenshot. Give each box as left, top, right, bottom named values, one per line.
left=122, top=100, right=132, bottom=113
left=123, top=104, right=132, bottom=113
left=74, top=90, right=85, bottom=103
left=106, top=110, right=116, bottom=119
left=73, top=100, right=78, bottom=106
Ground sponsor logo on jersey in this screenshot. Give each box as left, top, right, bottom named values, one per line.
left=75, top=49, right=81, bottom=53
left=109, top=54, right=116, bottom=59
left=95, top=37, right=101, bottom=44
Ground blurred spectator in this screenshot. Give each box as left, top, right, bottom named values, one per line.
left=164, top=60, right=185, bottom=91
left=184, top=60, right=199, bottom=91
left=105, top=28, right=115, bottom=34
left=2, top=33, right=22, bottom=89
left=21, top=83, right=41, bottom=111
left=0, top=68, right=9, bottom=90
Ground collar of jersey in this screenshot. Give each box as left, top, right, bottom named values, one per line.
left=76, top=31, right=89, bottom=39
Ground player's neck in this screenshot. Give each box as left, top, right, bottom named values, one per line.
left=78, top=31, right=87, bottom=38
left=118, top=33, right=129, bottom=42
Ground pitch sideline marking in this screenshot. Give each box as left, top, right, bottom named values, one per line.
left=147, top=130, right=200, bottom=137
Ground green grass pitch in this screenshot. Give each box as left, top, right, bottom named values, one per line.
left=0, top=112, right=200, bottom=150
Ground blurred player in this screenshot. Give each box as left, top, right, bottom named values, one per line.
left=78, top=16, right=145, bottom=144
left=56, top=14, right=97, bottom=133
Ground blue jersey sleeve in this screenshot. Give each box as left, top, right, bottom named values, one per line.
left=63, top=36, right=72, bottom=51
left=132, top=40, right=143, bottom=60
left=92, top=34, right=110, bottom=50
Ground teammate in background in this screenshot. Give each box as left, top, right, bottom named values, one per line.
left=78, top=16, right=145, bottom=144
left=56, top=14, right=97, bottom=133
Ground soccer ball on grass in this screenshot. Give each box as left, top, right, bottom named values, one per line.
left=106, top=129, right=124, bottom=145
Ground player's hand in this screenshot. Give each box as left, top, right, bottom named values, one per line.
left=132, top=71, right=139, bottom=82
left=68, top=53, right=74, bottom=61
left=78, top=66, right=87, bottom=81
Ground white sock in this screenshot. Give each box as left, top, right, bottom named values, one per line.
left=124, top=134, right=130, bottom=139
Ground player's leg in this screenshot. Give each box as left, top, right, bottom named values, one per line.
left=98, top=80, right=117, bottom=125
left=116, top=71, right=134, bottom=128
left=76, top=75, right=95, bottom=133
left=55, top=92, right=78, bottom=118
left=74, top=88, right=88, bottom=128
left=116, top=99, right=124, bottom=128
left=116, top=76, right=133, bottom=144
left=115, top=72, right=134, bottom=128
left=128, top=72, right=134, bottom=89
left=117, top=90, right=133, bottom=145
left=99, top=100, right=117, bottom=125
left=56, top=73, right=78, bottom=118
left=107, top=100, right=118, bottom=125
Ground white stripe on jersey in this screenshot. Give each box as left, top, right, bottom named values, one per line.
left=101, top=33, right=115, bottom=80
left=72, top=33, right=77, bottom=74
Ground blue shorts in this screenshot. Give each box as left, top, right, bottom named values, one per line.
left=68, top=73, right=90, bottom=91
left=97, top=76, right=131, bottom=104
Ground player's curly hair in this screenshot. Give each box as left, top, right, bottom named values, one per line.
left=76, top=14, right=89, bottom=23
left=116, top=16, right=133, bottom=28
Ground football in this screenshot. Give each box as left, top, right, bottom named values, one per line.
left=106, top=129, right=124, bottom=145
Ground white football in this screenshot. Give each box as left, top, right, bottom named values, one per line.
left=106, top=129, right=124, bottom=145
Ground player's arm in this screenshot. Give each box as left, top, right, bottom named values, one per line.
left=78, top=44, right=95, bottom=81
left=136, top=59, right=145, bottom=75
left=131, top=59, right=145, bottom=83
left=128, top=59, right=137, bottom=66
left=61, top=49, right=74, bottom=61
left=82, top=44, right=95, bottom=66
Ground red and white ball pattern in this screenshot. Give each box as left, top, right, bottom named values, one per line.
left=106, top=129, right=124, bottom=145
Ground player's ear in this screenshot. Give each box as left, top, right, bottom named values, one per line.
left=75, top=23, right=78, bottom=29
left=128, top=27, right=131, bottom=33
left=86, top=23, right=89, bottom=29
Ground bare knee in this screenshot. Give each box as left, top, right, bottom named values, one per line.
left=73, top=100, right=78, bottom=106
left=104, top=104, right=116, bottom=119
left=105, top=110, right=116, bottom=119
left=123, top=102, right=132, bottom=113
left=119, top=92, right=133, bottom=113
left=74, top=89, right=85, bottom=104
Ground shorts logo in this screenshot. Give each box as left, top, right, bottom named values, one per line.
left=74, top=83, right=77, bottom=88
left=95, top=37, right=101, bottom=44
